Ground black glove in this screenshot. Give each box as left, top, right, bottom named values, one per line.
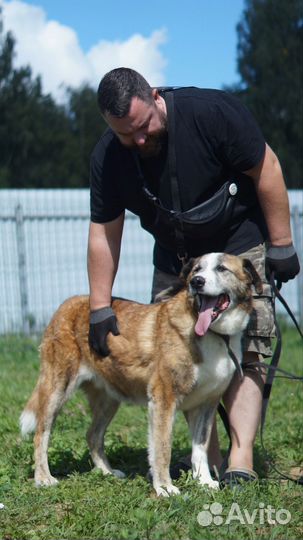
left=89, top=307, right=120, bottom=357
left=265, top=243, right=300, bottom=283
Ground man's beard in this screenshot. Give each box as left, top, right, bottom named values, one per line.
left=124, top=110, right=168, bottom=158
left=137, top=127, right=168, bottom=158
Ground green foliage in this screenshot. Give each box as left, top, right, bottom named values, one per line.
left=226, top=0, right=302, bottom=188
left=66, top=85, right=107, bottom=186
left=0, top=29, right=106, bottom=188
left=0, top=329, right=302, bottom=539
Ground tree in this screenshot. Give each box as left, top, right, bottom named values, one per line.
left=0, top=20, right=106, bottom=188
left=0, top=30, right=71, bottom=187
left=227, top=0, right=303, bottom=188
left=65, top=85, right=107, bottom=186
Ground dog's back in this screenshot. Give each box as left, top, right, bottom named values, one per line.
left=20, top=291, right=197, bottom=437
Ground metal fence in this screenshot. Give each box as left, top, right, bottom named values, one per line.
left=0, top=189, right=302, bottom=334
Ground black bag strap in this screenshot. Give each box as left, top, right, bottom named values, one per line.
left=165, top=91, right=188, bottom=262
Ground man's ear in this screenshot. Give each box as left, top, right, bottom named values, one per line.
left=180, top=258, right=196, bottom=282
left=242, top=258, right=263, bottom=294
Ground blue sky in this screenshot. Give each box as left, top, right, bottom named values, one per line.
left=1, top=0, right=246, bottom=100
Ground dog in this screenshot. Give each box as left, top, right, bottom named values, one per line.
left=20, top=253, right=262, bottom=497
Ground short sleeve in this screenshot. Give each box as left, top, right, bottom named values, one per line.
left=90, top=134, right=125, bottom=223
left=212, top=93, right=266, bottom=172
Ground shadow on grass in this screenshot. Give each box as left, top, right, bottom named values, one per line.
left=50, top=446, right=148, bottom=479
left=49, top=446, right=190, bottom=479
left=43, top=444, right=269, bottom=482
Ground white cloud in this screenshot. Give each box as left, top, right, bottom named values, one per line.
left=88, top=31, right=167, bottom=88
left=1, top=0, right=167, bottom=101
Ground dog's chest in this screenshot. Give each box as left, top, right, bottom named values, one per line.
left=179, top=332, right=239, bottom=411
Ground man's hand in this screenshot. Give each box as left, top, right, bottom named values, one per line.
left=89, top=307, right=120, bottom=357
left=265, top=243, right=300, bottom=283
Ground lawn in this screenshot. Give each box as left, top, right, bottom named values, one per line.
left=0, top=327, right=302, bottom=540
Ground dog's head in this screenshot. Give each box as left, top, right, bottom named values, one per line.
left=183, top=253, right=263, bottom=337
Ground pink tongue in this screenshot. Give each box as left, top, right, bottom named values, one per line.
left=195, top=296, right=218, bottom=336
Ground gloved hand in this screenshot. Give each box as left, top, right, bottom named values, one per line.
left=265, top=243, right=300, bottom=283
left=89, top=307, right=120, bottom=357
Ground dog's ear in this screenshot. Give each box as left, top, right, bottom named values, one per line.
left=242, top=258, right=263, bottom=294
left=179, top=258, right=196, bottom=282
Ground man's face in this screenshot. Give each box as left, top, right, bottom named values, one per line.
left=104, top=90, right=167, bottom=157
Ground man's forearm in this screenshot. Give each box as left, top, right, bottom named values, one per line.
left=87, top=216, right=124, bottom=311
left=245, top=144, right=292, bottom=246
left=87, top=240, right=117, bottom=310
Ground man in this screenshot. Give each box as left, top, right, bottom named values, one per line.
left=87, top=67, right=300, bottom=486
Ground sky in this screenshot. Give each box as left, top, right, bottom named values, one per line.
left=1, top=0, right=246, bottom=102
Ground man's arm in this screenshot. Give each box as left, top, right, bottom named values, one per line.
left=243, top=143, right=300, bottom=282
left=243, top=143, right=291, bottom=246
left=87, top=213, right=125, bottom=310
left=87, top=213, right=125, bottom=356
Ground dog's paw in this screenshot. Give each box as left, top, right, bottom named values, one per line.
left=35, top=474, right=59, bottom=487
left=198, top=478, right=219, bottom=490
left=155, top=484, right=180, bottom=497
left=166, top=484, right=181, bottom=496
left=112, top=468, right=126, bottom=479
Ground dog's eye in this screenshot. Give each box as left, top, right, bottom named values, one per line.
left=216, top=264, right=227, bottom=272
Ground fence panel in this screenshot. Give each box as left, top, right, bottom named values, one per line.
left=0, top=189, right=302, bottom=334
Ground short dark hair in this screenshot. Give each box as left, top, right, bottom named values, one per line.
left=97, top=67, right=153, bottom=117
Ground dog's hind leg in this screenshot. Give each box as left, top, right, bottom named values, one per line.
left=82, top=382, right=125, bottom=478
left=33, top=378, right=72, bottom=486
left=29, top=367, right=84, bottom=486
left=148, top=382, right=179, bottom=497
left=184, top=403, right=219, bottom=489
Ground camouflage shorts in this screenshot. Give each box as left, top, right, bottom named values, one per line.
left=151, top=243, right=275, bottom=358
left=239, top=243, right=275, bottom=357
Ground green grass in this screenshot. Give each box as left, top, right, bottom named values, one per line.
left=0, top=328, right=302, bottom=540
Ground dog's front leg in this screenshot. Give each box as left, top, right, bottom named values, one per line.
left=184, top=403, right=219, bottom=489
left=148, top=384, right=179, bottom=497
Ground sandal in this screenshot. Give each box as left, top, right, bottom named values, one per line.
left=220, top=467, right=258, bottom=489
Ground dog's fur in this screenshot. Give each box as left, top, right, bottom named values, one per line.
left=20, top=253, right=262, bottom=496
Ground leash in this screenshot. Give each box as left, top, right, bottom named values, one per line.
left=260, top=273, right=302, bottom=433
left=218, top=275, right=303, bottom=484
left=220, top=334, right=244, bottom=381
left=258, top=274, right=303, bottom=484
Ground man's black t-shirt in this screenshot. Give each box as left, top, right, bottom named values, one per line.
left=90, top=87, right=268, bottom=275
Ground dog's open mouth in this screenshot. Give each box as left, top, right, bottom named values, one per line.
left=195, top=294, right=230, bottom=336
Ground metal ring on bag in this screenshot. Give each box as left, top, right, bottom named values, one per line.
left=229, top=183, right=238, bottom=196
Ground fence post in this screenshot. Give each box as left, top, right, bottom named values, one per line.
left=292, top=205, right=303, bottom=326
left=15, top=204, right=30, bottom=334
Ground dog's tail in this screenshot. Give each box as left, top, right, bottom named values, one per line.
left=20, top=382, right=41, bottom=437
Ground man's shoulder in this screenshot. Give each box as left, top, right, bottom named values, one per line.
left=91, top=128, right=129, bottom=165
left=91, top=128, right=116, bottom=156
left=173, top=86, right=242, bottom=108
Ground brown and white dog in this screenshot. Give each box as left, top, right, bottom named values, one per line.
left=20, top=253, right=262, bottom=497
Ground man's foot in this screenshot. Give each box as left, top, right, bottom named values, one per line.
left=219, top=467, right=258, bottom=489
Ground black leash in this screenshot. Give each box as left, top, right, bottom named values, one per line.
left=220, top=334, right=244, bottom=381
left=218, top=276, right=303, bottom=484
left=258, top=275, right=303, bottom=484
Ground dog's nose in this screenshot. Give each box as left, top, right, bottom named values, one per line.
left=190, top=275, right=205, bottom=291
